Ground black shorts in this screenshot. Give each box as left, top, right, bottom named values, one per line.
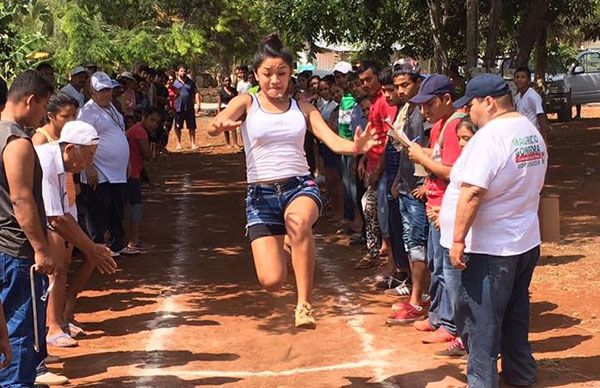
left=127, top=178, right=143, bottom=205
left=174, top=110, right=197, bottom=130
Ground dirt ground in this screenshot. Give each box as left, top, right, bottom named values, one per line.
left=48, top=107, right=600, bottom=387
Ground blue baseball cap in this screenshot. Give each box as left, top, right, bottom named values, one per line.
left=453, top=74, right=511, bottom=109
left=409, top=74, right=454, bottom=104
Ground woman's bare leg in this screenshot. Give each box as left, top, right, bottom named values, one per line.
left=250, top=235, right=287, bottom=292
left=284, top=196, right=319, bottom=306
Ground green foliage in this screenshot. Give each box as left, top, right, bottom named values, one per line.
left=0, top=1, right=51, bottom=81
left=1, top=0, right=266, bottom=81
left=53, top=3, right=115, bottom=71
left=1, top=0, right=599, bottom=82
left=259, top=0, right=464, bottom=67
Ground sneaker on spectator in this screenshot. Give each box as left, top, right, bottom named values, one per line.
left=434, top=337, right=467, bottom=359
left=413, top=318, right=434, bottom=332
left=374, top=272, right=409, bottom=290
left=109, top=249, right=120, bottom=257
left=391, top=297, right=430, bottom=312
left=422, top=326, right=455, bottom=343
left=383, top=279, right=412, bottom=297
left=35, top=372, right=69, bottom=385
left=386, top=303, right=426, bottom=325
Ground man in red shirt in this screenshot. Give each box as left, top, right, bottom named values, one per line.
left=354, top=61, right=397, bottom=269
left=407, top=74, right=464, bottom=344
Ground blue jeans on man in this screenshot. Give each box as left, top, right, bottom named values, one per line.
left=427, top=222, right=456, bottom=335
left=443, top=246, right=539, bottom=388
left=397, top=193, right=428, bottom=261
left=0, top=252, right=47, bottom=387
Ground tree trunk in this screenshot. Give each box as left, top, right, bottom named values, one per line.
left=427, top=0, right=449, bottom=73
left=534, top=27, right=548, bottom=94
left=484, top=0, right=502, bottom=70
left=465, top=0, right=479, bottom=72
left=514, top=0, right=550, bottom=68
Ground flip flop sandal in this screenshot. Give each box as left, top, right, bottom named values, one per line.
left=47, top=332, right=78, bottom=348
left=62, top=322, right=86, bottom=338
left=355, top=255, right=377, bottom=269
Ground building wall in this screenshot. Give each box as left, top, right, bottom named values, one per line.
left=581, top=40, right=600, bottom=50
left=315, top=51, right=341, bottom=70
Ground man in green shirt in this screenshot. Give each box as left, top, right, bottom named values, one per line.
left=333, top=61, right=360, bottom=232
left=334, top=61, right=355, bottom=139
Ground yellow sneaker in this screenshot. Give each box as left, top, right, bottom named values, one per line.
left=295, top=302, right=316, bottom=329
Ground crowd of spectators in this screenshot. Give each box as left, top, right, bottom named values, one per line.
left=0, top=60, right=203, bottom=386
left=0, top=51, right=549, bottom=387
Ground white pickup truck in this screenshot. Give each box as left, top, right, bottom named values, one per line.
left=545, top=49, right=600, bottom=121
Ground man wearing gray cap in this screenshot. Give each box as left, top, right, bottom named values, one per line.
left=78, top=72, right=133, bottom=256
left=439, top=74, right=547, bottom=388
left=60, top=67, right=88, bottom=109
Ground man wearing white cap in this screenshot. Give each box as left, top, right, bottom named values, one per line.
left=60, top=67, right=88, bottom=108
left=77, top=72, right=133, bottom=256
left=34, top=120, right=118, bottom=384
left=333, top=61, right=361, bottom=235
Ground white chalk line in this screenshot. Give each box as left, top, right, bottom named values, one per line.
left=318, top=244, right=398, bottom=388
left=133, top=359, right=388, bottom=379
left=135, top=174, right=192, bottom=385
left=134, top=177, right=395, bottom=386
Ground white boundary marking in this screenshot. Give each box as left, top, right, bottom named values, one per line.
left=132, top=359, right=387, bottom=379
left=132, top=177, right=397, bottom=387
left=135, top=174, right=192, bottom=386
left=318, top=244, right=398, bottom=388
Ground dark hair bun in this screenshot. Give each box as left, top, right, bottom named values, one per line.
left=261, top=33, right=284, bottom=53
left=252, top=33, right=294, bottom=70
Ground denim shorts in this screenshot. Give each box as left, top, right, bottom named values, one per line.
left=245, top=176, right=322, bottom=242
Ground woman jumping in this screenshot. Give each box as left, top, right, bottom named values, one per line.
left=208, top=34, right=378, bottom=329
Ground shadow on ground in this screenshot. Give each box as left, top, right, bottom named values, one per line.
left=61, top=350, right=240, bottom=379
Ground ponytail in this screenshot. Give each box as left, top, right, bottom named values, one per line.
left=252, top=33, right=294, bottom=70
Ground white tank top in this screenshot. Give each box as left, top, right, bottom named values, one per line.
left=241, top=94, right=310, bottom=183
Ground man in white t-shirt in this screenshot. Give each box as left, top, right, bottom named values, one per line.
left=235, top=64, right=251, bottom=94
left=513, top=66, right=550, bottom=141
left=60, top=67, right=88, bottom=109
left=441, top=74, right=547, bottom=388
left=78, top=72, right=134, bottom=256
left=34, top=120, right=117, bottom=384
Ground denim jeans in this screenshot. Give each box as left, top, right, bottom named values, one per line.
left=82, top=182, right=127, bottom=252
left=340, top=155, right=357, bottom=222
left=397, top=193, right=428, bottom=261
left=444, top=246, right=539, bottom=388
left=0, top=253, right=47, bottom=387
left=376, top=176, right=389, bottom=239
left=427, top=222, right=456, bottom=335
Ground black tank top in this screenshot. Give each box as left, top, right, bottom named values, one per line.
left=0, top=120, right=46, bottom=258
